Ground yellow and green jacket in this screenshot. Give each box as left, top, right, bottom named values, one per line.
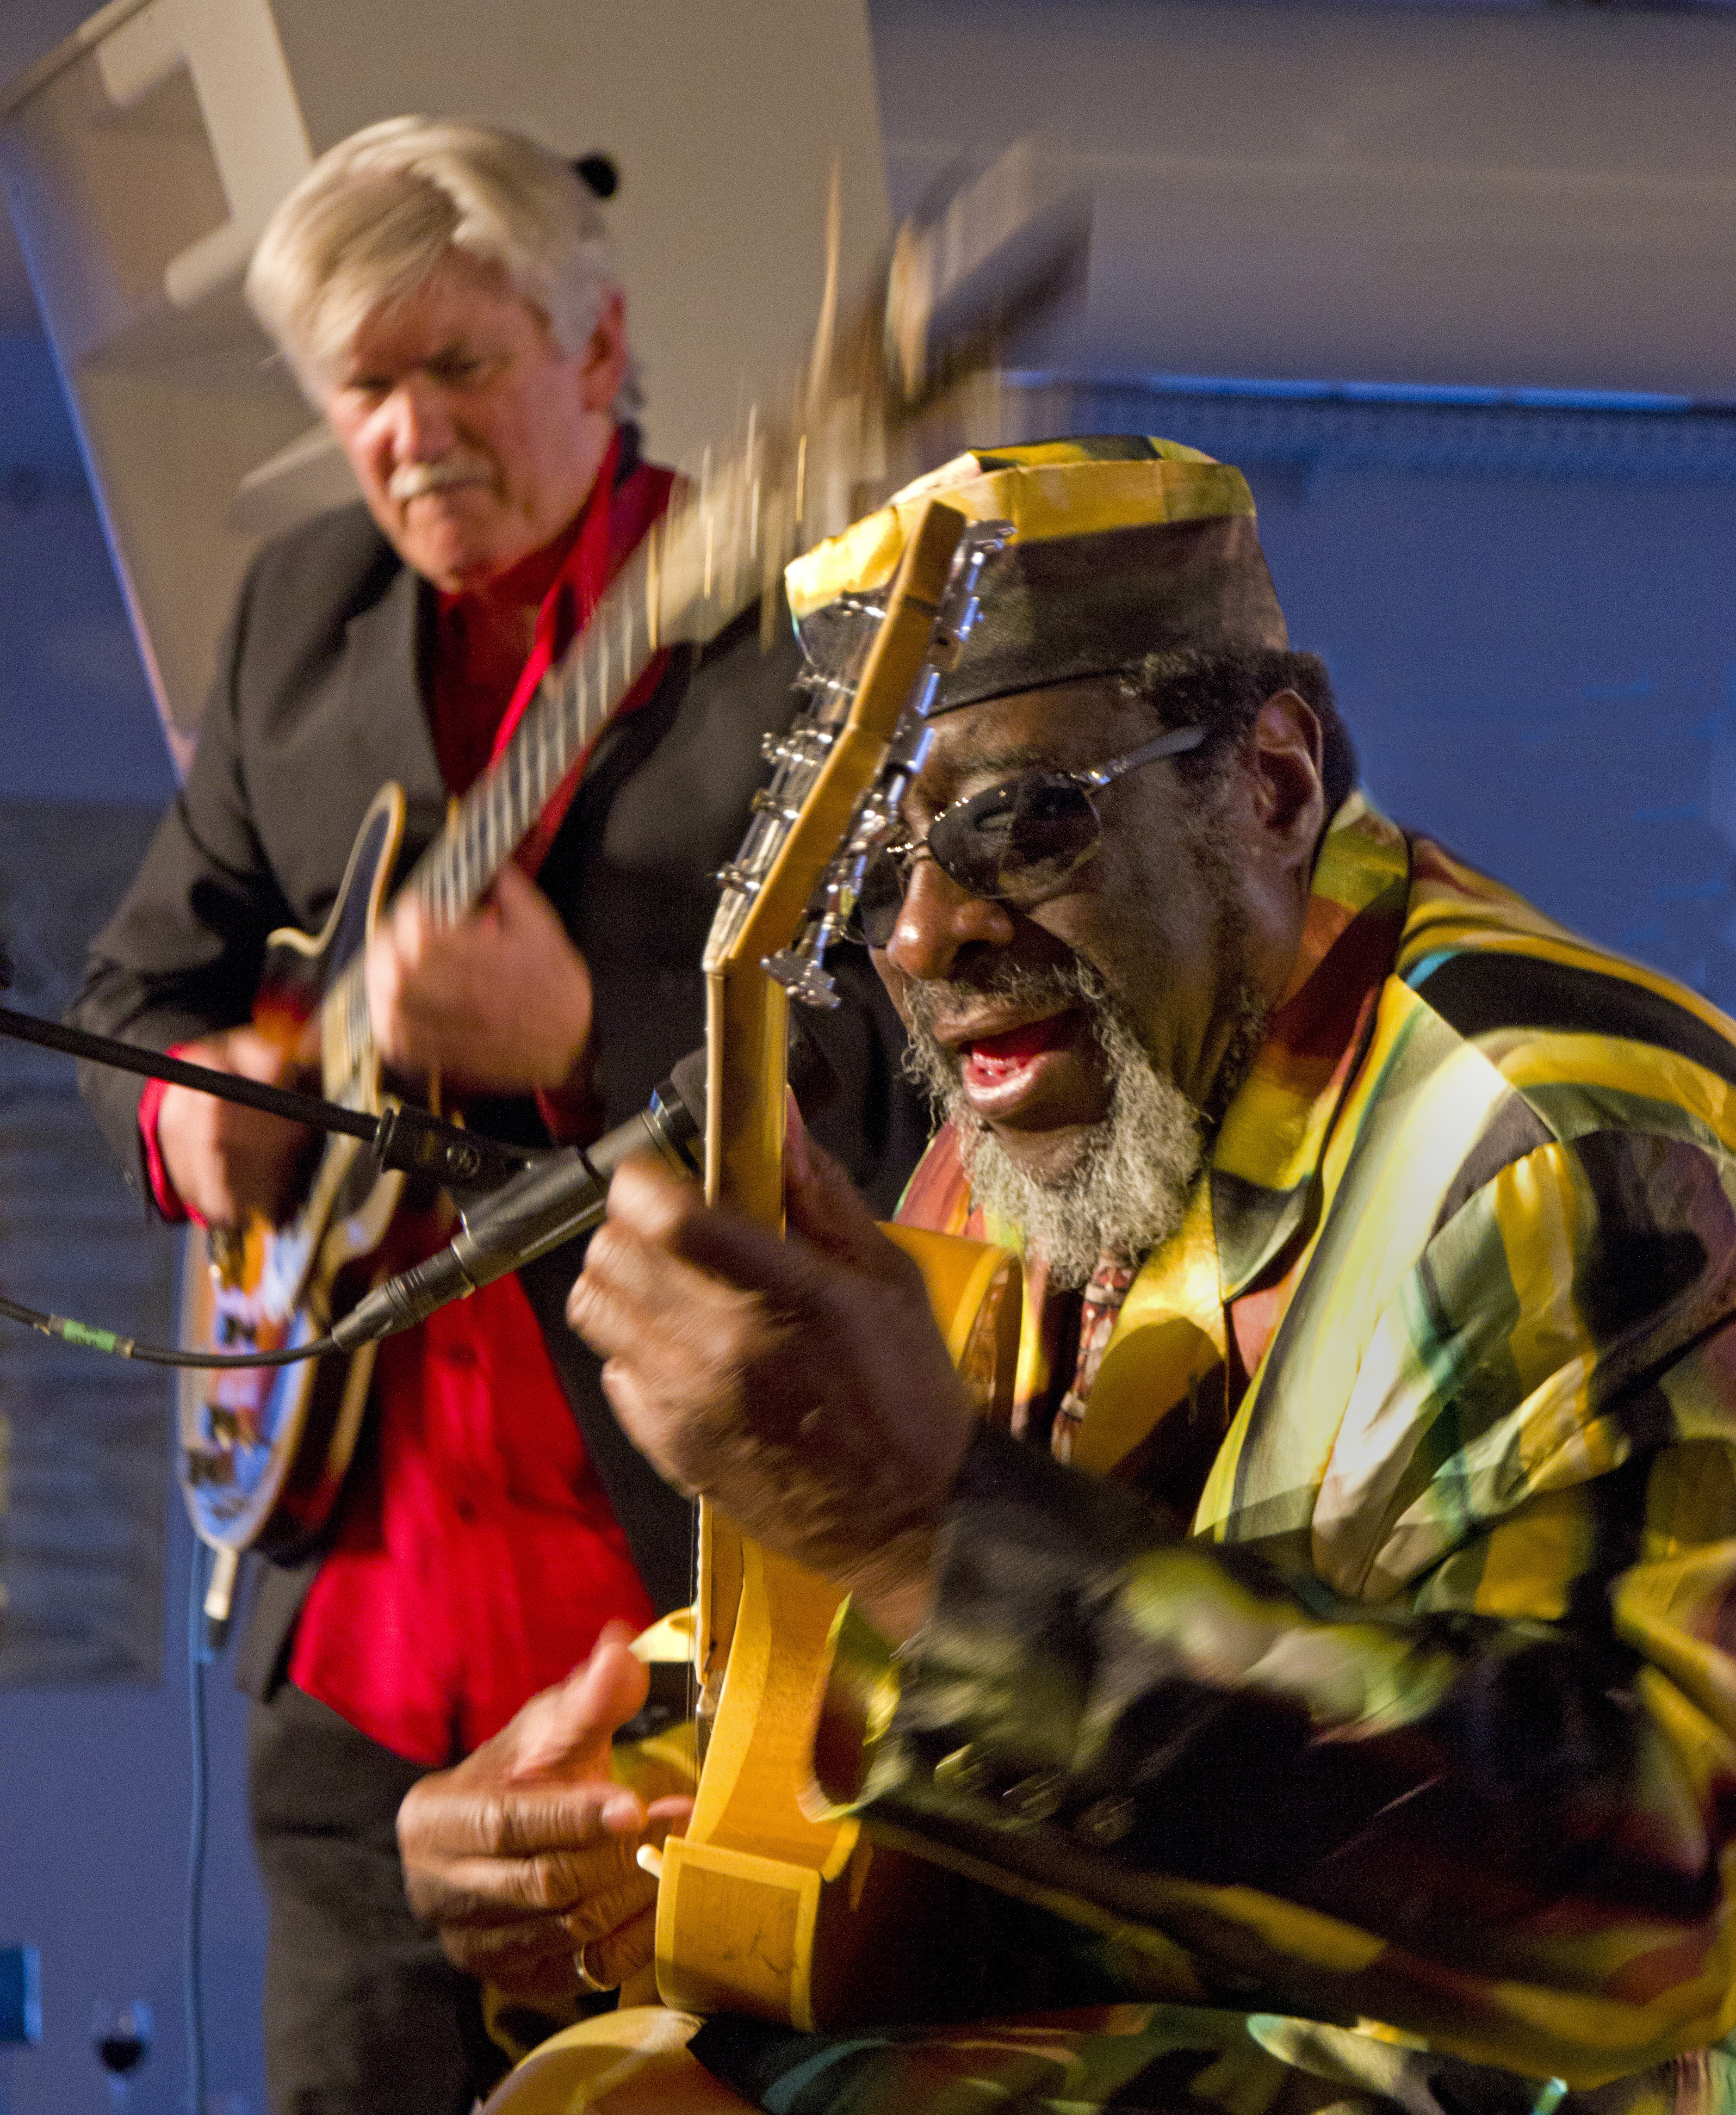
left=693, top=794, right=1736, bottom=2115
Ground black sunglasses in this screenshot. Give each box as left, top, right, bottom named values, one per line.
left=851, top=723, right=1207, bottom=948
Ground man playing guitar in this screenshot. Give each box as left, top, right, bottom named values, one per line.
left=405, top=441, right=1736, bottom=2115
left=72, top=118, right=919, bottom=2115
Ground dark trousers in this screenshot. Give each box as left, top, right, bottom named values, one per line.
left=249, top=1683, right=507, bottom=2115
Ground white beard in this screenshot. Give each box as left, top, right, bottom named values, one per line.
left=903, top=960, right=1236, bottom=1290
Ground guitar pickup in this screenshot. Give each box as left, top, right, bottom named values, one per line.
left=184, top=1445, right=234, bottom=1487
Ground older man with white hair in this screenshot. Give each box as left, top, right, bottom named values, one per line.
left=72, top=117, right=919, bottom=2115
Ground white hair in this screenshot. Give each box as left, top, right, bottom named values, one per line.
left=246, top=116, right=640, bottom=413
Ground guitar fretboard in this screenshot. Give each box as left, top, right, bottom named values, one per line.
left=408, top=533, right=661, bottom=928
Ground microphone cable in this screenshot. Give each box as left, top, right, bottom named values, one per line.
left=0, top=1294, right=341, bottom=1367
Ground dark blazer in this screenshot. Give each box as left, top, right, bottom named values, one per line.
left=73, top=499, right=927, bottom=1693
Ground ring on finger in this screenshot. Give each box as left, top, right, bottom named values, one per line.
left=574, top=1942, right=618, bottom=1996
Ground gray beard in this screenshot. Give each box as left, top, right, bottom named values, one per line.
left=903, top=961, right=1265, bottom=1290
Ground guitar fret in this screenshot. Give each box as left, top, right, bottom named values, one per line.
left=572, top=640, right=590, bottom=756
left=461, top=810, right=480, bottom=908
left=550, top=663, right=572, bottom=778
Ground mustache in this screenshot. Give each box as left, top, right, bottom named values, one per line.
left=387, top=454, right=494, bottom=503
left=902, top=963, right=1096, bottom=1059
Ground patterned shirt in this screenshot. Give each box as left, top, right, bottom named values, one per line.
left=692, top=793, right=1736, bottom=2115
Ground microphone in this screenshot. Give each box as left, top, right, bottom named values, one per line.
left=332, top=1049, right=708, bottom=1350
left=332, top=1012, right=845, bottom=1351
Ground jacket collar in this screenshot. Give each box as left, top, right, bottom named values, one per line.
left=1210, top=793, right=1411, bottom=1301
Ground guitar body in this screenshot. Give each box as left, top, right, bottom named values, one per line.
left=655, top=1223, right=1021, bottom=2030
left=481, top=2008, right=752, bottom=2113
left=178, top=784, right=408, bottom=1556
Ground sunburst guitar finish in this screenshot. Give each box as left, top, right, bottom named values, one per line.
left=177, top=784, right=408, bottom=1556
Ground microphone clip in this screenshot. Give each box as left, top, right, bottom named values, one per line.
left=369, top=1103, right=536, bottom=1202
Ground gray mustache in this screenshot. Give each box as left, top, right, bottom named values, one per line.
left=905, top=963, right=1098, bottom=1042
left=387, top=456, right=493, bottom=503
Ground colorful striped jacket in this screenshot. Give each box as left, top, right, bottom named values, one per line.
left=692, top=792, right=1736, bottom=2115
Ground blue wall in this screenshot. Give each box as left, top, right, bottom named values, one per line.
left=0, top=336, right=171, bottom=805
left=0, top=329, right=256, bottom=2115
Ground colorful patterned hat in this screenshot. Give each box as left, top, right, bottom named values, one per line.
left=785, top=435, right=1287, bottom=713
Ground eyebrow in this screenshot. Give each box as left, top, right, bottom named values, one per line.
left=950, top=740, right=1059, bottom=779
left=343, top=337, right=482, bottom=382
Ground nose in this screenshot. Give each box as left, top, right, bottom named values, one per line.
left=379, top=374, right=457, bottom=464
left=879, top=855, right=1016, bottom=983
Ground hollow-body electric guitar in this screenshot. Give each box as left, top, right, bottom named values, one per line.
left=647, top=499, right=1024, bottom=2032
left=178, top=142, right=1087, bottom=1572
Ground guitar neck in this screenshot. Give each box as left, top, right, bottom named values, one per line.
left=319, top=420, right=810, bottom=1053
left=313, top=506, right=700, bottom=1051
left=702, top=498, right=969, bottom=1221
left=404, top=536, right=664, bottom=930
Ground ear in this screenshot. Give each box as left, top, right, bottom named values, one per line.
left=1247, top=688, right=1327, bottom=879
left=579, top=288, right=630, bottom=413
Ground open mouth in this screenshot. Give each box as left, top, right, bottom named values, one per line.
left=954, top=1010, right=1085, bottom=1115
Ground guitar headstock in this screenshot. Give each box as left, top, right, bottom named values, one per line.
left=703, top=499, right=1012, bottom=1225
left=633, top=138, right=1087, bottom=662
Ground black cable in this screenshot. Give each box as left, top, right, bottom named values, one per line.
left=0, top=1003, right=533, bottom=1197
left=0, top=1294, right=341, bottom=1368
left=185, top=1538, right=210, bottom=2115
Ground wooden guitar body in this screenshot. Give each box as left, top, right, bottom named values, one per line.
left=656, top=1223, right=1020, bottom=2030
left=476, top=1225, right=1021, bottom=2115
left=482, top=2008, right=751, bottom=2113
left=178, top=783, right=407, bottom=1556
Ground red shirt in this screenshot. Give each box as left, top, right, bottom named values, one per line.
left=148, top=435, right=677, bottom=1763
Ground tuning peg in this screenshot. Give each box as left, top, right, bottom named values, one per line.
left=762, top=948, right=839, bottom=1009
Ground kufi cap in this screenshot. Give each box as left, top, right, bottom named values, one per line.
left=785, top=435, right=1287, bottom=713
